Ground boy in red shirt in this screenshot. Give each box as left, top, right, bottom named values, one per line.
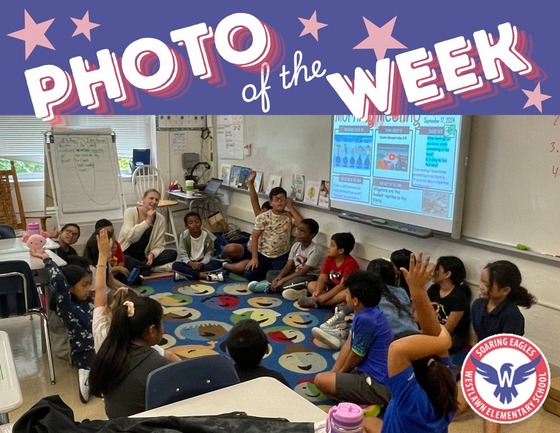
left=283, top=232, right=359, bottom=308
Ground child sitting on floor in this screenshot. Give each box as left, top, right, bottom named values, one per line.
left=223, top=318, right=289, bottom=386
left=172, top=211, right=225, bottom=281
left=248, top=218, right=325, bottom=294
left=89, top=296, right=169, bottom=418
left=283, top=232, right=359, bottom=308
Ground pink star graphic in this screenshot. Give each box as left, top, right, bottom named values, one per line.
left=7, top=9, right=55, bottom=60
left=298, top=11, right=328, bottom=41
left=354, top=16, right=406, bottom=60
left=71, top=11, right=100, bottom=41
left=522, top=83, right=551, bottom=113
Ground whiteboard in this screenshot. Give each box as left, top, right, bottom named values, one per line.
left=462, top=115, right=560, bottom=255
left=46, top=127, right=125, bottom=225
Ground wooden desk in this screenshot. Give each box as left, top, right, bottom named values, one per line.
left=133, top=376, right=327, bottom=423
left=0, top=331, right=22, bottom=424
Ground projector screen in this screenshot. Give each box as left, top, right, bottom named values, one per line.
left=330, top=115, right=471, bottom=238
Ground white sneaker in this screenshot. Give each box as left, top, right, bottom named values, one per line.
left=152, top=263, right=173, bottom=273
left=282, top=287, right=308, bottom=301
left=312, top=326, right=349, bottom=349
left=320, top=307, right=348, bottom=330
left=207, top=272, right=224, bottom=282
left=78, top=368, right=90, bottom=403
left=173, top=272, right=189, bottom=282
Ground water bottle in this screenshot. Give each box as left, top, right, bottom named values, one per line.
left=326, top=402, right=363, bottom=433
left=26, top=221, right=40, bottom=236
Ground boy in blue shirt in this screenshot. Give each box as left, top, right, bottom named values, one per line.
left=313, top=271, right=392, bottom=405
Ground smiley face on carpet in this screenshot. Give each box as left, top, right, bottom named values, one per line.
left=247, top=296, right=283, bottom=309
left=294, top=378, right=329, bottom=402
left=163, top=306, right=201, bottom=322
left=230, top=308, right=281, bottom=327
left=132, top=285, right=154, bottom=296
left=151, top=292, right=193, bottom=307
left=282, top=311, right=319, bottom=328
left=201, top=294, right=240, bottom=310
left=278, top=344, right=328, bottom=374
left=175, top=283, right=216, bottom=296
left=175, top=320, right=233, bottom=341
left=221, top=283, right=251, bottom=295
left=157, top=333, right=176, bottom=349
left=265, top=326, right=305, bottom=344
left=169, top=341, right=219, bottom=358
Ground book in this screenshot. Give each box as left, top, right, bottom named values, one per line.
left=238, top=166, right=252, bottom=190
left=318, top=180, right=330, bottom=208
left=291, top=173, right=305, bottom=201
left=304, top=180, right=320, bottom=205
left=266, top=175, right=282, bottom=194
left=230, top=165, right=242, bottom=188
left=254, top=171, right=264, bottom=192
left=220, top=163, right=231, bottom=186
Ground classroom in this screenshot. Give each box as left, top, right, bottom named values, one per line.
left=1, top=114, right=559, bottom=430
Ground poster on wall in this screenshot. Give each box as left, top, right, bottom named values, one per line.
left=217, top=116, right=244, bottom=160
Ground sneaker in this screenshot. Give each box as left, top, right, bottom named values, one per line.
left=207, top=271, right=225, bottom=282
left=151, top=263, right=173, bottom=273
left=312, top=326, right=349, bottom=349
left=320, top=307, right=347, bottom=330
left=282, top=287, right=309, bottom=301
left=78, top=368, right=90, bottom=403
left=298, top=296, right=319, bottom=308
left=248, top=281, right=271, bottom=293
left=173, top=272, right=189, bottom=282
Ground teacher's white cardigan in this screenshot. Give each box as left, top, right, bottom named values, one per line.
left=118, top=207, right=166, bottom=259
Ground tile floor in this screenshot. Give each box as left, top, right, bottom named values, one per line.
left=2, top=315, right=559, bottom=432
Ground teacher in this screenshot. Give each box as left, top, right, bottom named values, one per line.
left=118, top=189, right=177, bottom=274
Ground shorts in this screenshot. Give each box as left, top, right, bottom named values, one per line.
left=230, top=242, right=252, bottom=263
left=335, top=370, right=391, bottom=405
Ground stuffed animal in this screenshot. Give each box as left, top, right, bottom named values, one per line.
left=22, top=231, right=50, bottom=253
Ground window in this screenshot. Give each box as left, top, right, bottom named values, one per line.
left=0, top=115, right=155, bottom=178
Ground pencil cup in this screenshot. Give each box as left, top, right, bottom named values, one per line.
left=326, top=402, right=363, bottom=433
left=185, top=180, right=194, bottom=198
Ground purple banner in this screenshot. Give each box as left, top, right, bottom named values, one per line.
left=1, top=1, right=558, bottom=118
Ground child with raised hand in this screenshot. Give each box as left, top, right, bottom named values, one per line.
left=244, top=186, right=303, bottom=281
left=427, top=256, right=471, bottom=364
left=313, top=271, right=392, bottom=405
left=248, top=218, right=325, bottom=294
left=89, top=296, right=169, bottom=418
left=363, top=252, right=458, bottom=433
left=30, top=249, right=95, bottom=404
left=221, top=171, right=272, bottom=274
left=93, top=229, right=180, bottom=362
left=457, top=260, right=537, bottom=433
left=284, top=232, right=359, bottom=309
left=223, top=318, right=289, bottom=386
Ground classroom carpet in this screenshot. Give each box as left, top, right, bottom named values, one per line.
left=134, top=273, right=337, bottom=409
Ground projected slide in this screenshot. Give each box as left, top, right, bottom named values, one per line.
left=330, top=115, right=467, bottom=234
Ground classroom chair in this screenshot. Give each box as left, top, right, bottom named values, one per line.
left=0, top=225, right=16, bottom=239
left=0, top=260, right=56, bottom=384
left=145, top=354, right=240, bottom=410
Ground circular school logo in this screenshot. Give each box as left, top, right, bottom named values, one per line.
left=461, top=334, right=550, bottom=423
